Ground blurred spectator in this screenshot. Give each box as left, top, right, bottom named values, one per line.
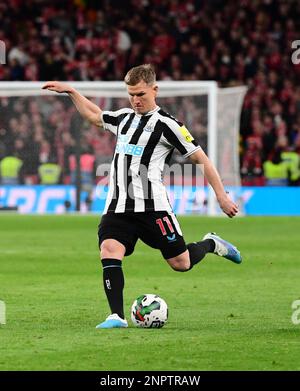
left=0, top=153, right=24, bottom=185
left=38, top=156, right=62, bottom=185
left=241, top=136, right=264, bottom=186
left=280, top=136, right=300, bottom=186
left=263, top=147, right=289, bottom=186
left=69, top=146, right=96, bottom=210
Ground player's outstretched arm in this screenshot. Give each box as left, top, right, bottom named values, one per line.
left=189, top=149, right=239, bottom=218
left=42, top=81, right=103, bottom=127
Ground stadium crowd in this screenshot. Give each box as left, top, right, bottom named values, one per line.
left=0, top=0, right=300, bottom=185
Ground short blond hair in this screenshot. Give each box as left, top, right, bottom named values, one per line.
left=124, top=64, right=156, bottom=86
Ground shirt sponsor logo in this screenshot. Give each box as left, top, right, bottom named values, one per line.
left=116, top=142, right=144, bottom=156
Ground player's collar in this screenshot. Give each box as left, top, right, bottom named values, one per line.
left=135, top=106, right=160, bottom=117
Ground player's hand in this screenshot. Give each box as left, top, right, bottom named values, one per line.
left=217, top=193, right=239, bottom=218
left=42, top=81, right=74, bottom=94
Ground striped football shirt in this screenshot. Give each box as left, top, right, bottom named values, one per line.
left=101, top=106, right=201, bottom=214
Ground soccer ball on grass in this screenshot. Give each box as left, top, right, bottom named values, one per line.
left=131, top=294, right=168, bottom=328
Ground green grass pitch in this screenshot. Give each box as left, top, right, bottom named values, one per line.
left=0, top=214, right=299, bottom=371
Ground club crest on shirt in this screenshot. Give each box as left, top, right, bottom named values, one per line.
left=144, top=122, right=155, bottom=132
left=179, top=125, right=194, bottom=142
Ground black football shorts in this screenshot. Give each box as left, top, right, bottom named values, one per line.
left=98, top=211, right=187, bottom=259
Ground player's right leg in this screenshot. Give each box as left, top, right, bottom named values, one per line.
left=96, top=213, right=138, bottom=329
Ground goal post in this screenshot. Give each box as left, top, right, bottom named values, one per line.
left=0, top=81, right=247, bottom=216
left=210, top=85, right=247, bottom=215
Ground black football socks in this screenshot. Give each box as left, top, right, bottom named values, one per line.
left=101, top=258, right=124, bottom=319
left=187, top=239, right=215, bottom=270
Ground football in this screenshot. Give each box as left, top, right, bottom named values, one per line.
left=131, top=294, right=168, bottom=328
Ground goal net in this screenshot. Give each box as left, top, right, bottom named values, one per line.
left=0, top=81, right=246, bottom=215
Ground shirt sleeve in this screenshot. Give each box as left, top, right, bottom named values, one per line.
left=162, top=119, right=201, bottom=158
left=101, top=108, right=133, bottom=136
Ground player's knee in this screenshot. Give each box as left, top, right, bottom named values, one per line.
left=100, top=239, right=125, bottom=259
left=169, top=260, right=190, bottom=272
left=167, top=252, right=191, bottom=272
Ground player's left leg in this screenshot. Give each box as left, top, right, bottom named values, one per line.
left=166, top=233, right=242, bottom=271
left=155, top=214, right=242, bottom=270
left=137, top=211, right=241, bottom=273
left=137, top=211, right=215, bottom=271
left=166, top=238, right=216, bottom=272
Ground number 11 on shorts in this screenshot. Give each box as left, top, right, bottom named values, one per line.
left=156, top=217, right=175, bottom=236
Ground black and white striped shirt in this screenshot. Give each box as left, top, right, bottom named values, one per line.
left=101, top=106, right=201, bottom=214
